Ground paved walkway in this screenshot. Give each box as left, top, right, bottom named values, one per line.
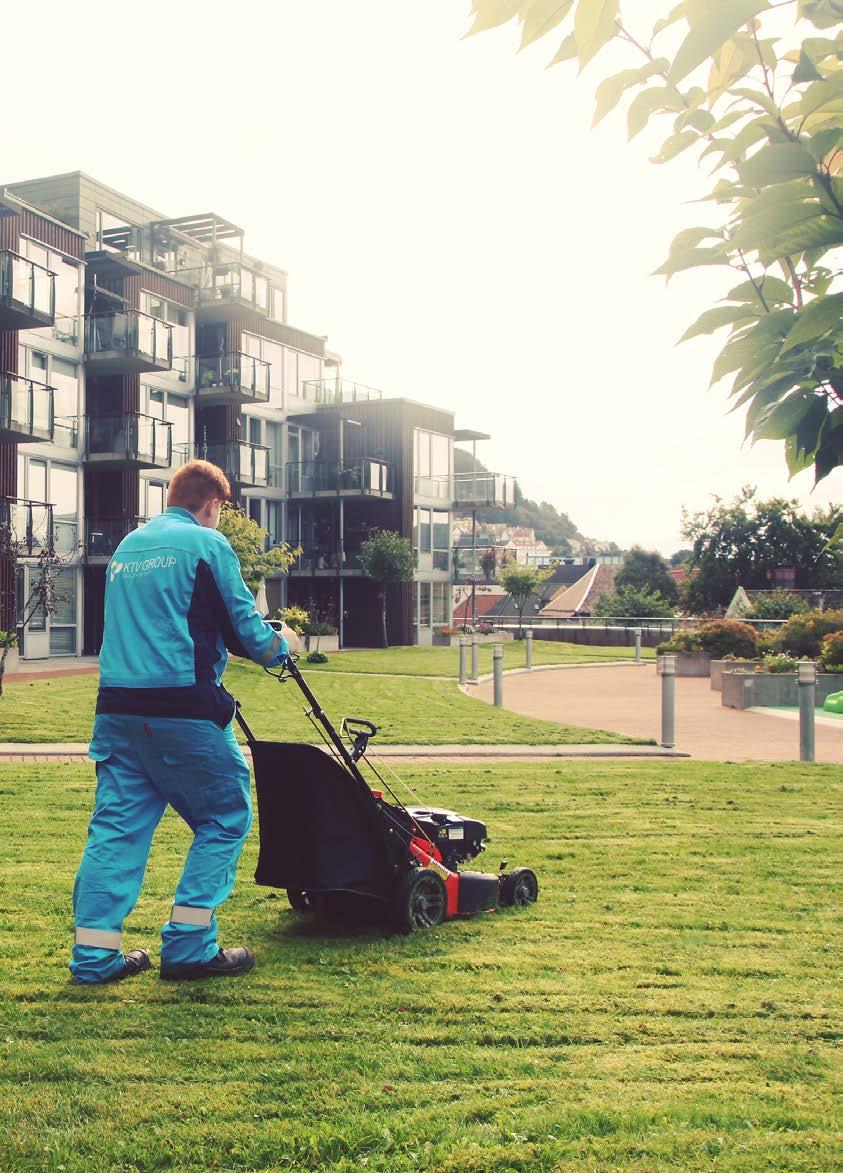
left=469, top=664, right=843, bottom=763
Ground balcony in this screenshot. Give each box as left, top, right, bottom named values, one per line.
left=197, top=352, right=270, bottom=405
left=85, top=310, right=173, bottom=375
left=287, top=459, right=392, bottom=498
left=0, top=497, right=53, bottom=555
left=85, top=413, right=172, bottom=469
left=197, top=262, right=271, bottom=322
left=453, top=473, right=516, bottom=509
left=85, top=516, right=148, bottom=561
left=0, top=251, right=55, bottom=331
left=288, top=546, right=364, bottom=576
left=302, top=378, right=384, bottom=405
left=201, top=442, right=270, bottom=486
left=0, top=373, right=54, bottom=443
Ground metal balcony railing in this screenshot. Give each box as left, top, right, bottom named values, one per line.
left=0, top=373, right=54, bottom=443
left=0, top=250, right=55, bottom=329
left=200, top=442, right=270, bottom=486
left=196, top=352, right=271, bottom=403
left=198, top=262, right=271, bottom=317
left=302, top=378, right=384, bottom=404
left=0, top=497, right=54, bottom=555
left=85, top=517, right=148, bottom=559
left=85, top=412, right=172, bottom=468
left=85, top=310, right=173, bottom=373
left=289, top=546, right=364, bottom=573
left=286, top=458, right=391, bottom=496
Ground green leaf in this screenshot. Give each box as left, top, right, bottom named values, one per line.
left=793, top=48, right=824, bottom=84
left=754, top=392, right=820, bottom=440
left=678, top=304, right=756, bottom=343
left=729, top=201, right=825, bottom=251
left=806, top=125, right=843, bottom=163
left=799, top=2, right=843, bottom=34
left=726, top=276, right=794, bottom=306
left=519, top=0, right=575, bottom=49
left=654, top=241, right=729, bottom=279
left=627, top=86, right=683, bottom=138
left=676, top=107, right=716, bottom=133
left=742, top=377, right=801, bottom=434
left=779, top=292, right=843, bottom=353
left=773, top=214, right=843, bottom=258
left=574, top=0, right=620, bottom=68
left=547, top=32, right=578, bottom=65
left=800, top=73, right=843, bottom=118
left=668, top=0, right=772, bottom=86
left=651, top=129, right=699, bottom=163
left=592, top=61, right=666, bottom=126
left=653, top=2, right=689, bottom=37
left=465, top=0, right=523, bottom=37
left=738, top=142, right=819, bottom=187
left=713, top=117, right=776, bottom=166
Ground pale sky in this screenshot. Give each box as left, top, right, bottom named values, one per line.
left=4, top=0, right=840, bottom=554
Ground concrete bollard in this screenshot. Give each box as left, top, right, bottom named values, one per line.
left=660, top=653, right=676, bottom=749
left=798, top=661, right=816, bottom=762
left=526, top=628, right=533, bottom=669
left=458, top=636, right=468, bottom=686
left=493, top=642, right=504, bottom=707
left=633, top=627, right=642, bottom=663
left=471, top=633, right=479, bottom=683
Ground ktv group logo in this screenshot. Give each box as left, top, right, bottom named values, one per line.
left=109, top=555, right=177, bottom=584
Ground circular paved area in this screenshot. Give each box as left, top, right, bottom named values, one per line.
left=469, top=664, right=843, bottom=763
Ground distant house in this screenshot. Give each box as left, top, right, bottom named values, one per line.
left=539, top=564, right=618, bottom=618
left=726, top=587, right=843, bottom=618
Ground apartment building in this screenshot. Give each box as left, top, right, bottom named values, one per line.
left=1, top=172, right=512, bottom=658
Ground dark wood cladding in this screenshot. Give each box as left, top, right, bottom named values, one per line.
left=0, top=331, right=18, bottom=378
left=19, top=209, right=84, bottom=260
left=0, top=214, right=19, bottom=251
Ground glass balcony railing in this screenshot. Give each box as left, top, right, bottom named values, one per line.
left=0, top=373, right=54, bottom=443
left=0, top=497, right=53, bottom=555
left=0, top=251, right=55, bottom=330
left=53, top=416, right=80, bottom=450
left=198, top=262, right=271, bottom=318
left=196, top=352, right=270, bottom=403
left=453, top=473, right=517, bottom=509
left=286, top=458, right=392, bottom=496
left=85, top=516, right=148, bottom=559
left=302, top=378, right=384, bottom=405
left=85, top=412, right=172, bottom=468
left=200, top=442, right=270, bottom=486
left=85, top=310, right=173, bottom=373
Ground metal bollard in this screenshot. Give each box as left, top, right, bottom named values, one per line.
left=458, top=636, right=468, bottom=686
left=493, top=642, right=504, bottom=707
left=471, top=633, right=479, bottom=683
left=526, top=628, right=533, bottom=669
left=633, top=627, right=642, bottom=663
left=798, top=661, right=816, bottom=762
left=660, top=653, right=676, bottom=749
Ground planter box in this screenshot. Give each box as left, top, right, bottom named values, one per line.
left=722, top=670, right=841, bottom=710
left=658, top=652, right=712, bottom=677
left=710, top=660, right=765, bottom=690
left=304, top=634, right=339, bottom=653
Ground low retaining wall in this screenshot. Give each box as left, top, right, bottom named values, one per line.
left=710, top=660, right=765, bottom=690
left=722, top=671, right=843, bottom=710
left=531, top=627, right=664, bottom=649
left=657, top=652, right=713, bottom=677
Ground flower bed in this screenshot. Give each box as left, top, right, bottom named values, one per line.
left=721, top=670, right=842, bottom=710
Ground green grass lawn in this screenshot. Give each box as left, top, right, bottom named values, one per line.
left=0, top=759, right=838, bottom=1170
left=301, top=642, right=655, bottom=677
left=0, top=658, right=642, bottom=746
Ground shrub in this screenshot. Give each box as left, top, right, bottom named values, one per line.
left=477, top=622, right=495, bottom=635
left=759, top=653, right=799, bottom=674
left=276, top=605, right=309, bottom=635
left=657, top=629, right=702, bottom=655
left=306, top=651, right=329, bottom=664
left=819, top=631, right=843, bottom=673
left=303, top=621, right=337, bottom=637
left=745, top=590, right=810, bottom=621
left=777, top=609, right=843, bottom=658
left=594, top=586, right=676, bottom=619
left=696, top=620, right=759, bottom=659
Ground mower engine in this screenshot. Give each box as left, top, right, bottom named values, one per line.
left=399, top=806, right=487, bottom=871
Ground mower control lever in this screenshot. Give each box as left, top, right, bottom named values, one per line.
left=341, top=717, right=378, bottom=761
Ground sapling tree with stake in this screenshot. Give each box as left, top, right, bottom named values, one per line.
left=358, top=530, right=417, bottom=647
left=0, top=514, right=67, bottom=697
left=465, top=1, right=843, bottom=519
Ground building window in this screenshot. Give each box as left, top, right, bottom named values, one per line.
left=433, top=511, right=449, bottom=571
left=414, top=429, right=452, bottom=498
left=16, top=452, right=79, bottom=553
left=145, top=481, right=166, bottom=518
left=143, top=293, right=190, bottom=380
left=18, top=239, right=81, bottom=347
left=432, top=582, right=449, bottom=627
left=144, top=386, right=190, bottom=456
left=49, top=568, right=78, bottom=655
left=18, top=346, right=81, bottom=448
left=419, top=582, right=431, bottom=628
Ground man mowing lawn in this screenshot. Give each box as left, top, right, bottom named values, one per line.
left=70, top=460, right=290, bottom=985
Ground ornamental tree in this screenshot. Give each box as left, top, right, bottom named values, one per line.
left=500, top=562, right=551, bottom=634
left=218, top=505, right=300, bottom=593
left=358, top=530, right=417, bottom=647
left=615, top=546, right=679, bottom=601
left=466, top=0, right=843, bottom=497
left=593, top=585, right=677, bottom=618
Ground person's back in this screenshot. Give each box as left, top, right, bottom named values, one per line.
left=70, top=460, right=288, bottom=986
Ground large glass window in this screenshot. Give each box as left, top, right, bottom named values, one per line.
left=432, top=582, right=449, bottom=626
left=143, top=293, right=190, bottom=379
left=298, top=353, right=321, bottom=399
left=146, top=481, right=166, bottom=518
left=16, top=455, right=79, bottom=553
left=433, top=510, right=450, bottom=571
left=419, top=583, right=431, bottom=628
left=284, top=348, right=299, bottom=398
left=18, top=348, right=80, bottom=447
left=144, top=387, right=190, bottom=454
left=49, top=568, right=78, bottom=654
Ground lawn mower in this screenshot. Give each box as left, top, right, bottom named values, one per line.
left=234, top=656, right=538, bottom=932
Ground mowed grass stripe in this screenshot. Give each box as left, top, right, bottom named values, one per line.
left=1, top=657, right=643, bottom=745
left=0, top=759, right=838, bottom=1170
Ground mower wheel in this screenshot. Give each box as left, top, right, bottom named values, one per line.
left=499, top=867, right=539, bottom=908
left=396, top=868, right=448, bottom=932
left=286, top=889, right=313, bottom=911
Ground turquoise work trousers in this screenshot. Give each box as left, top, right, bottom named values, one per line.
left=70, top=714, right=252, bottom=983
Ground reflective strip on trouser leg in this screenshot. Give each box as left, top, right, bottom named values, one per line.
left=170, top=904, right=214, bottom=927
left=75, top=927, right=122, bottom=950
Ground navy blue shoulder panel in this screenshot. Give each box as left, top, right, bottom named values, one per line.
left=188, top=557, right=251, bottom=667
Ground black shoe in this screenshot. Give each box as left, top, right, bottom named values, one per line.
left=102, top=949, right=151, bottom=983
left=159, top=947, right=255, bottom=982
